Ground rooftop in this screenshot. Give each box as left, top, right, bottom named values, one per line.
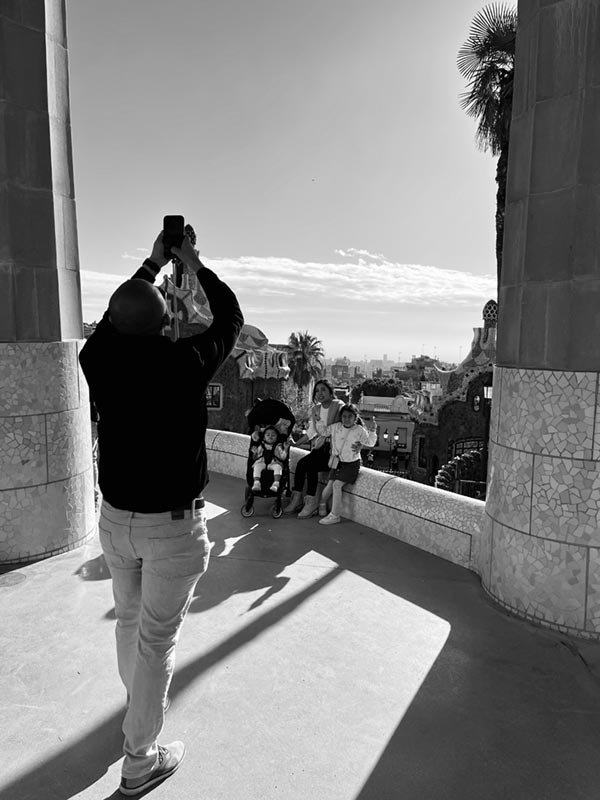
left=3, top=472, right=600, bottom=800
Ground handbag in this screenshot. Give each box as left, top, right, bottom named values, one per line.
left=328, top=425, right=353, bottom=469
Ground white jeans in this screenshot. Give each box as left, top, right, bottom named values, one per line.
left=99, top=499, right=211, bottom=778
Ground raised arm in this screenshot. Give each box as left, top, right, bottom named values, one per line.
left=130, top=232, right=171, bottom=283
left=171, top=237, right=244, bottom=375
left=361, top=418, right=378, bottom=448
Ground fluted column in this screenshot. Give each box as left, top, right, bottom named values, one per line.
left=481, top=0, right=600, bottom=638
left=0, top=1, right=94, bottom=564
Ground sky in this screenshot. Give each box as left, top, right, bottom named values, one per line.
left=66, top=0, right=503, bottom=364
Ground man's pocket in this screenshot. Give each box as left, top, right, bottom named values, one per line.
left=147, top=518, right=211, bottom=579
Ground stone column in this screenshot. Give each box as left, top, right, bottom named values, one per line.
left=482, top=0, right=600, bottom=638
left=0, top=1, right=94, bottom=564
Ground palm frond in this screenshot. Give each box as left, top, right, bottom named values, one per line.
left=457, top=2, right=517, bottom=80
left=457, top=2, right=517, bottom=154
left=287, top=330, right=325, bottom=390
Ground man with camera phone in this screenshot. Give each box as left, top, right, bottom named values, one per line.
left=79, top=222, right=243, bottom=795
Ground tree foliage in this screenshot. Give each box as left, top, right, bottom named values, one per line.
left=457, top=3, right=517, bottom=155
left=287, top=331, right=324, bottom=405
left=458, top=2, right=517, bottom=289
left=351, top=379, right=404, bottom=403
left=434, top=450, right=486, bottom=496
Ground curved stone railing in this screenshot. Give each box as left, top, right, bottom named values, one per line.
left=206, top=430, right=487, bottom=574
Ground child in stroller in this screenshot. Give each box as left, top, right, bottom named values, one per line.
left=250, top=425, right=289, bottom=492
left=241, top=398, right=295, bottom=518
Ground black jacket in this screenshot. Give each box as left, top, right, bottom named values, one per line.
left=79, top=262, right=244, bottom=512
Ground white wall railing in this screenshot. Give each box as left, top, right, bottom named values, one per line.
left=206, top=430, right=487, bottom=574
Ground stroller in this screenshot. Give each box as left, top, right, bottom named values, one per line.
left=241, top=398, right=296, bottom=519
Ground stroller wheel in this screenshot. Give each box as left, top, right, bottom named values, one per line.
left=241, top=504, right=255, bottom=518
left=271, top=504, right=283, bottom=519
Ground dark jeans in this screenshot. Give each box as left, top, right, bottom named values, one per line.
left=292, top=444, right=331, bottom=495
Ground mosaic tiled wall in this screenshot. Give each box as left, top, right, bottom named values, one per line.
left=0, top=342, right=95, bottom=564
left=484, top=365, right=600, bottom=639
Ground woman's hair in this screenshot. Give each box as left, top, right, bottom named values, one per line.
left=340, top=403, right=364, bottom=426
left=312, top=379, right=335, bottom=401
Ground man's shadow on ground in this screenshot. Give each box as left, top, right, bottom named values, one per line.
left=189, top=509, right=305, bottom=615
left=75, top=552, right=111, bottom=581
left=75, top=495, right=322, bottom=619
left=37, top=485, right=365, bottom=799
left=4, top=562, right=341, bottom=800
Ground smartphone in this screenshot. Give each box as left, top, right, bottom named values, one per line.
left=162, top=215, right=185, bottom=259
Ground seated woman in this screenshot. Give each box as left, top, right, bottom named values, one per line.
left=285, top=379, right=345, bottom=518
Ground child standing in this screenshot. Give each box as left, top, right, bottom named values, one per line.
left=319, top=404, right=377, bottom=525
left=250, top=426, right=290, bottom=492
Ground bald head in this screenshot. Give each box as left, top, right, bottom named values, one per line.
left=108, top=279, right=168, bottom=335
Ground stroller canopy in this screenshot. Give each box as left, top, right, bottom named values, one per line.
left=247, top=398, right=295, bottom=433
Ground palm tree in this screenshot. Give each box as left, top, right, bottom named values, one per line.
left=458, top=2, right=517, bottom=293
left=287, top=331, right=324, bottom=406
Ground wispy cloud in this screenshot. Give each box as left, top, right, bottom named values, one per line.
left=80, top=270, right=127, bottom=322
left=120, top=248, right=149, bottom=261
left=81, top=253, right=495, bottom=314
left=334, top=247, right=387, bottom=261
left=208, top=252, right=496, bottom=307
left=80, top=251, right=496, bottom=356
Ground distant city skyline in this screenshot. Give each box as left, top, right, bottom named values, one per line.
left=322, top=353, right=456, bottom=367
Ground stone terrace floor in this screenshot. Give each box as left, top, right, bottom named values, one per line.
left=3, top=473, right=600, bottom=800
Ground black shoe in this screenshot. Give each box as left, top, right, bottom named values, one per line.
left=120, top=741, right=185, bottom=796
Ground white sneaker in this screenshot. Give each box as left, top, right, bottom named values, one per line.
left=319, top=513, right=341, bottom=526
left=120, top=741, right=186, bottom=795
left=252, top=480, right=261, bottom=491
left=270, top=482, right=280, bottom=492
